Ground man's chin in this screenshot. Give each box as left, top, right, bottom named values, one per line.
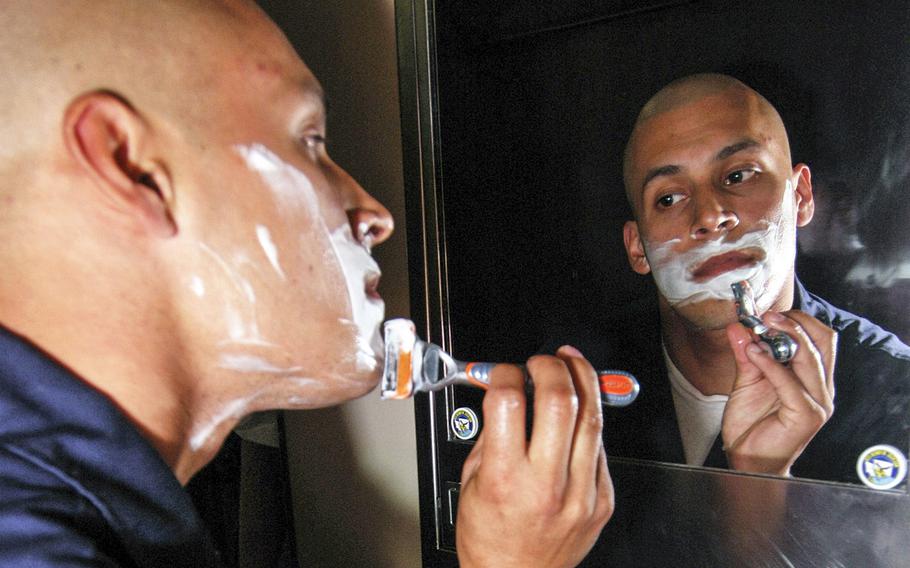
left=341, top=363, right=385, bottom=402
left=671, top=298, right=739, bottom=331
left=290, top=367, right=383, bottom=410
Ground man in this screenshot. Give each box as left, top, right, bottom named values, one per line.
left=563, top=74, right=909, bottom=484
left=0, top=1, right=612, bottom=566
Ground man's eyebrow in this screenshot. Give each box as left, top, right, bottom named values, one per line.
left=715, top=139, right=760, bottom=161
left=640, top=164, right=681, bottom=192
left=638, top=139, right=762, bottom=192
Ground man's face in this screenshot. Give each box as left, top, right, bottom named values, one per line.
left=165, top=12, right=394, bottom=419
left=623, top=89, right=814, bottom=329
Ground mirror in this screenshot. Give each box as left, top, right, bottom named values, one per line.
left=429, top=0, right=910, bottom=487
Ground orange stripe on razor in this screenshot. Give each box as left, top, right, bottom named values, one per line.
left=395, top=349, right=413, bottom=399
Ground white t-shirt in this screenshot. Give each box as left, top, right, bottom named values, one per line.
left=663, top=345, right=729, bottom=466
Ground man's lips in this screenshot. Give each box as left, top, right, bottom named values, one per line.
left=690, top=249, right=763, bottom=282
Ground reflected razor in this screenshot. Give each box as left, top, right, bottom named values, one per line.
left=731, top=281, right=798, bottom=363
left=380, top=318, right=640, bottom=407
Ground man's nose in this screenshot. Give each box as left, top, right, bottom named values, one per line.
left=337, top=167, right=394, bottom=250
left=689, top=187, right=738, bottom=239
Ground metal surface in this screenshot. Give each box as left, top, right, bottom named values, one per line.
left=585, top=459, right=910, bottom=567
left=394, top=0, right=450, bottom=558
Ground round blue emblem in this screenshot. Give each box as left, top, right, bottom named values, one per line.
left=856, top=444, right=907, bottom=490
left=450, top=407, right=480, bottom=441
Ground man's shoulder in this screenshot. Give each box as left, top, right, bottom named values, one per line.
left=0, top=326, right=222, bottom=568
left=0, top=441, right=128, bottom=566
left=798, top=285, right=910, bottom=368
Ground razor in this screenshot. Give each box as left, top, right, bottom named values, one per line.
left=731, top=280, right=798, bottom=363
left=380, top=318, right=640, bottom=408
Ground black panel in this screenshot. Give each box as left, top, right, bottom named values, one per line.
left=397, top=0, right=910, bottom=564
left=432, top=0, right=910, bottom=360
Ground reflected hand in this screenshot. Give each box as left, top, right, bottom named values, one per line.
left=722, top=310, right=836, bottom=476
left=456, top=346, right=614, bottom=568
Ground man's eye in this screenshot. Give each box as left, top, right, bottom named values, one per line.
left=656, top=193, right=684, bottom=208
left=302, top=133, right=326, bottom=149
left=723, top=169, right=757, bottom=186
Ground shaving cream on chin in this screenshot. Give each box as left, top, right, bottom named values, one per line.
left=329, top=224, right=385, bottom=373
left=643, top=221, right=793, bottom=311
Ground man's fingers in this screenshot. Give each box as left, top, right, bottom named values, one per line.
left=555, top=346, right=605, bottom=500
left=726, top=322, right=763, bottom=388
left=593, top=445, right=615, bottom=524
left=481, top=364, right=528, bottom=474
left=744, top=342, right=828, bottom=427
left=780, top=310, right=837, bottom=396
left=527, top=354, right=576, bottom=484
left=762, top=312, right=835, bottom=410
left=461, top=432, right=484, bottom=482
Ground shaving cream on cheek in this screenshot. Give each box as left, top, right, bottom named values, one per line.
left=256, top=225, right=286, bottom=280
left=235, top=143, right=385, bottom=373
left=644, top=233, right=767, bottom=307
left=189, top=276, right=206, bottom=298
left=198, top=243, right=269, bottom=346
left=644, top=182, right=797, bottom=310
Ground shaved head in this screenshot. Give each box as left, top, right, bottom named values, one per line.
left=623, top=73, right=791, bottom=210
left=0, top=0, right=291, bottom=179
left=0, top=0, right=396, bottom=480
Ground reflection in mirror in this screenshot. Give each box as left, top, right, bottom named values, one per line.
left=432, top=0, right=910, bottom=488
left=561, top=73, right=910, bottom=488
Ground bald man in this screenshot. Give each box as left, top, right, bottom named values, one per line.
left=0, top=1, right=611, bottom=566
left=560, top=74, right=910, bottom=486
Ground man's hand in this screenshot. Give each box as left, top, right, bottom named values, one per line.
left=722, top=311, right=837, bottom=475
left=455, top=346, right=614, bottom=568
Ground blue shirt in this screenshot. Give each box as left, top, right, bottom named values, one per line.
left=0, top=326, right=222, bottom=567
left=548, top=280, right=910, bottom=485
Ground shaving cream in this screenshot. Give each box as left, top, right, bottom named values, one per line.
left=643, top=181, right=797, bottom=311
left=256, top=225, right=286, bottom=279
left=199, top=242, right=265, bottom=345
left=329, top=224, right=384, bottom=372
left=235, top=143, right=385, bottom=373
left=189, top=276, right=206, bottom=298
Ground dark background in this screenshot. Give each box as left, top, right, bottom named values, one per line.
left=431, top=0, right=910, bottom=363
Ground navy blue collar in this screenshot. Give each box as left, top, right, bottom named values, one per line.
left=0, top=325, right=219, bottom=565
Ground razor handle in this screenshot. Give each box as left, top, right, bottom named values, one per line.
left=463, top=362, right=640, bottom=408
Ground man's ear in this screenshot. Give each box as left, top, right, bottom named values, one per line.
left=62, top=91, right=176, bottom=237
left=623, top=220, right=651, bottom=275
left=792, top=163, right=814, bottom=227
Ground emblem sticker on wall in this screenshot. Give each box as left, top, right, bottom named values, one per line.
left=856, top=444, right=908, bottom=490
left=450, top=407, right=480, bottom=441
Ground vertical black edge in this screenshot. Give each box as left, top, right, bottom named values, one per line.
left=394, top=0, right=456, bottom=565
left=276, top=411, right=301, bottom=567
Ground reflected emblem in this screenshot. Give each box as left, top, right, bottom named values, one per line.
left=856, top=444, right=908, bottom=490
left=451, top=407, right=480, bottom=441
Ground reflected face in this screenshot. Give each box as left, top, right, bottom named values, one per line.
left=166, top=9, right=394, bottom=433
left=623, top=89, right=813, bottom=329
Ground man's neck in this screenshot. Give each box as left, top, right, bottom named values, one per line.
left=0, top=235, right=231, bottom=485
left=657, top=277, right=797, bottom=396
left=660, top=311, right=737, bottom=396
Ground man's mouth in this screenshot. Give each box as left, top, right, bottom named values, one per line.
left=689, top=248, right=764, bottom=283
